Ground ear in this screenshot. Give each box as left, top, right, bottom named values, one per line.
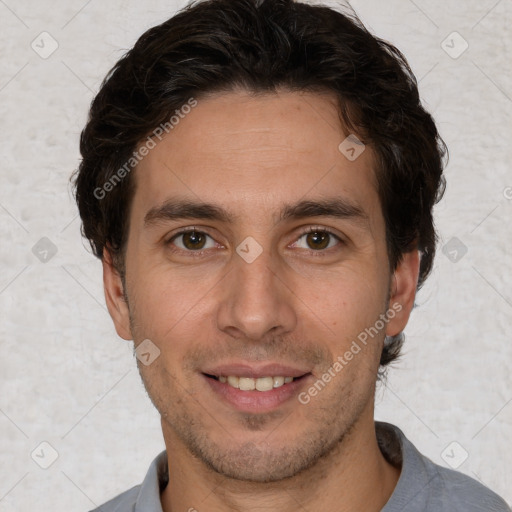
left=385, top=249, right=420, bottom=337
left=102, top=247, right=132, bottom=340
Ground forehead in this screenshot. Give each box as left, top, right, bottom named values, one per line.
left=131, top=89, right=380, bottom=227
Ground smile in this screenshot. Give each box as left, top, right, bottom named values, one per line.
left=208, top=375, right=296, bottom=391
left=203, top=372, right=311, bottom=412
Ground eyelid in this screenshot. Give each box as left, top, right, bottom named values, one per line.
left=166, top=226, right=213, bottom=241
left=298, top=225, right=343, bottom=238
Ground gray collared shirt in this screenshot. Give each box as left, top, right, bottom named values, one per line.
left=90, top=422, right=511, bottom=511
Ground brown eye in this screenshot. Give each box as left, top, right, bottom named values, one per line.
left=293, top=229, right=341, bottom=252
left=170, top=230, right=215, bottom=251
left=305, top=231, right=330, bottom=250
left=182, top=231, right=206, bottom=249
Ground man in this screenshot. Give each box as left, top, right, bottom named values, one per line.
left=74, top=0, right=511, bottom=510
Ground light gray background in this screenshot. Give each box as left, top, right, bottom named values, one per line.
left=0, top=0, right=511, bottom=510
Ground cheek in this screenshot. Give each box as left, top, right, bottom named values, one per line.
left=294, top=263, right=387, bottom=325
left=126, top=264, right=222, bottom=380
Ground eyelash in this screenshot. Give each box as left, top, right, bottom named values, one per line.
left=166, top=226, right=343, bottom=257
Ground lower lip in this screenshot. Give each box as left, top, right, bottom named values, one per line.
left=203, top=374, right=311, bottom=413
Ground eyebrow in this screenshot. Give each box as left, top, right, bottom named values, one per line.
left=143, top=197, right=369, bottom=228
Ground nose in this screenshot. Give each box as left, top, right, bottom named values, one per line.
left=216, top=247, right=297, bottom=342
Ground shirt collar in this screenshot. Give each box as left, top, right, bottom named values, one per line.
left=134, top=450, right=168, bottom=512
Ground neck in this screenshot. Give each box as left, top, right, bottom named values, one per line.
left=160, top=407, right=401, bottom=512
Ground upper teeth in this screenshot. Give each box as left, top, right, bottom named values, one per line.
left=218, top=375, right=294, bottom=391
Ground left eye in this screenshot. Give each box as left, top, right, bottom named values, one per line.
left=293, top=230, right=341, bottom=251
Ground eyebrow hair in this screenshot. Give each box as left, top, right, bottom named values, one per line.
left=279, top=198, right=368, bottom=225
left=144, top=200, right=234, bottom=226
left=143, top=197, right=369, bottom=228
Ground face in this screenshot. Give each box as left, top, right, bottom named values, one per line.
left=103, top=89, right=418, bottom=482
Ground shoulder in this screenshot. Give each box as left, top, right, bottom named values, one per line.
left=429, top=463, right=511, bottom=511
left=89, top=484, right=141, bottom=512
left=88, top=450, right=168, bottom=512
left=376, top=422, right=511, bottom=512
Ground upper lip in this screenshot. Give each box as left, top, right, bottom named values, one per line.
left=202, top=362, right=311, bottom=379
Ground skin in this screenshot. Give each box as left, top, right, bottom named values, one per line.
left=103, top=89, right=419, bottom=511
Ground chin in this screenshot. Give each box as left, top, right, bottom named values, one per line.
left=180, top=425, right=347, bottom=483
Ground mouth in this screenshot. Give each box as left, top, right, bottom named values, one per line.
left=201, top=364, right=313, bottom=413
left=204, top=373, right=308, bottom=391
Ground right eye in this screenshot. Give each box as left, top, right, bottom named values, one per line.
left=167, top=229, right=218, bottom=254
